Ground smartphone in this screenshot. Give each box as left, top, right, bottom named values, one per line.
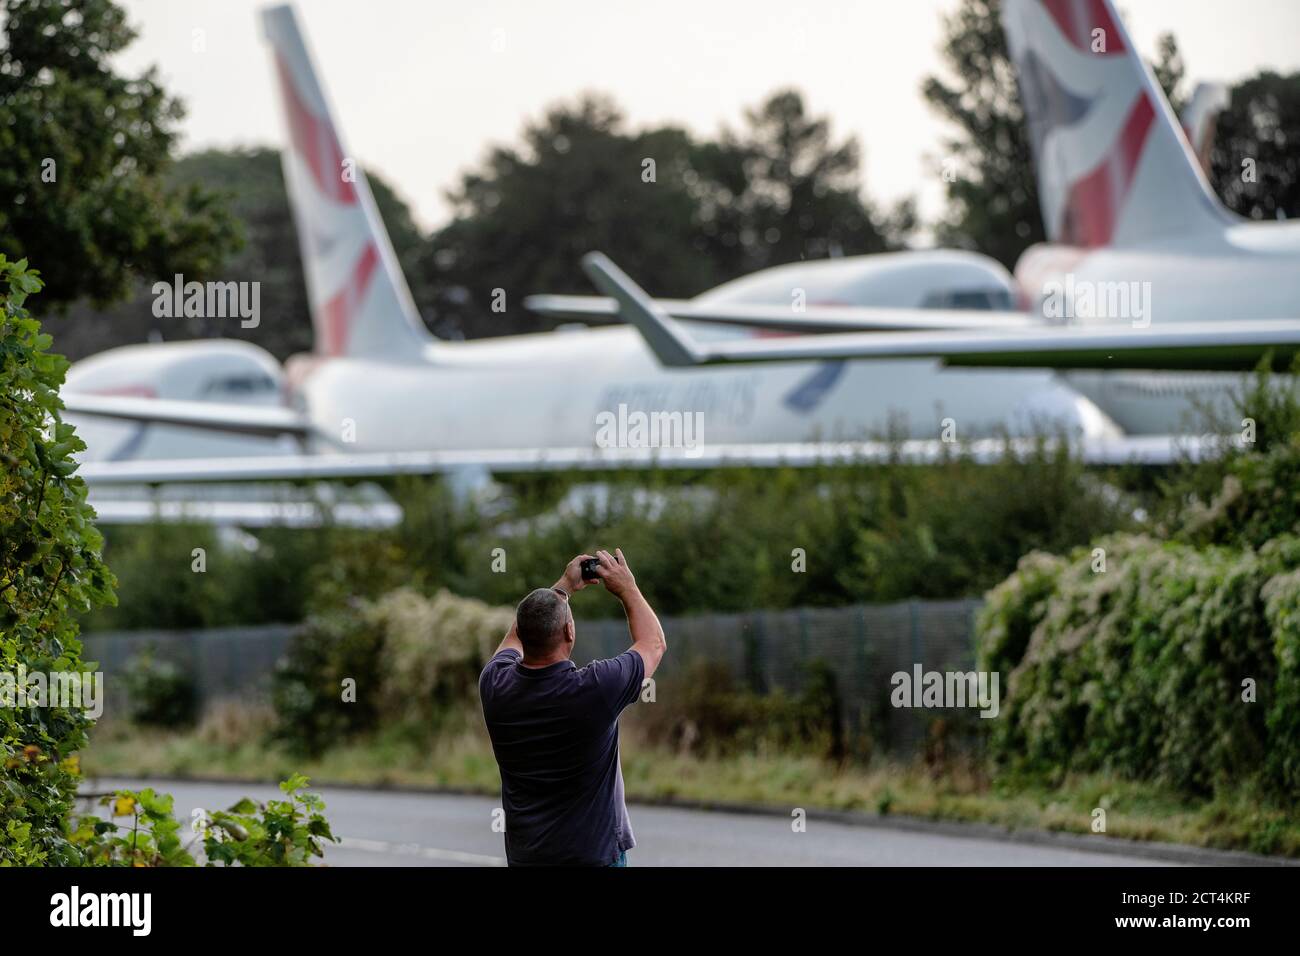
left=580, top=557, right=602, bottom=581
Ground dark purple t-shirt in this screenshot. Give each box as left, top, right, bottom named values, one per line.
left=478, top=647, right=644, bottom=866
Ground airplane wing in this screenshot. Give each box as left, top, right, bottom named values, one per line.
left=77, top=433, right=1219, bottom=489
left=524, top=293, right=1040, bottom=334
left=580, top=253, right=1300, bottom=372
left=87, top=481, right=402, bottom=528
left=62, top=393, right=312, bottom=438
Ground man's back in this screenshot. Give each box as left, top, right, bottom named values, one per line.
left=479, top=647, right=644, bottom=866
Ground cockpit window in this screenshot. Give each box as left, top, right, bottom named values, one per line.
left=201, top=374, right=278, bottom=397
left=919, top=288, right=1015, bottom=310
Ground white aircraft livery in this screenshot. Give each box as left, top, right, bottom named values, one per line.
left=586, top=0, right=1300, bottom=425
left=62, top=0, right=1300, bottom=497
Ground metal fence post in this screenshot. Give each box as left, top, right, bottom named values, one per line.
left=909, top=599, right=921, bottom=665
left=745, top=611, right=768, bottom=694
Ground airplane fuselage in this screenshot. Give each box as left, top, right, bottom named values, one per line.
left=66, top=218, right=1300, bottom=465
left=289, top=324, right=1105, bottom=457
left=1014, top=218, right=1300, bottom=434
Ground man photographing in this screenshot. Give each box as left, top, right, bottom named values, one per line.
left=478, top=548, right=667, bottom=866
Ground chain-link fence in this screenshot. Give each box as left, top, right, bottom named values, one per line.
left=84, top=624, right=295, bottom=722
left=573, top=599, right=984, bottom=755
left=85, top=598, right=985, bottom=756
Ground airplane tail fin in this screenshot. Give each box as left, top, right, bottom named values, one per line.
left=261, top=4, right=433, bottom=359
left=1181, top=82, right=1230, bottom=175
left=1001, top=0, right=1234, bottom=248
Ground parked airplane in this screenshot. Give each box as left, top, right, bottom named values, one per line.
left=63, top=0, right=1296, bottom=504
left=546, top=0, right=1300, bottom=438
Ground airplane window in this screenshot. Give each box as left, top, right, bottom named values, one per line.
left=201, top=375, right=278, bottom=396
left=920, top=288, right=1015, bottom=310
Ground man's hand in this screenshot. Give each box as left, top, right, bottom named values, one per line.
left=594, top=548, right=638, bottom=600
left=555, top=553, right=596, bottom=596
left=594, top=549, right=664, bottom=678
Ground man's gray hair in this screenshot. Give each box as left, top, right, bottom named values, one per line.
left=515, top=587, right=570, bottom=654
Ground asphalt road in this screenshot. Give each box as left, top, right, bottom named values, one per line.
left=80, top=777, right=1178, bottom=866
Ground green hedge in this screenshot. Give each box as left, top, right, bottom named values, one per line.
left=1263, top=566, right=1300, bottom=791
left=978, top=371, right=1300, bottom=796
left=0, top=257, right=117, bottom=864
left=979, top=530, right=1300, bottom=795
left=273, top=589, right=511, bottom=755
left=1, top=257, right=331, bottom=866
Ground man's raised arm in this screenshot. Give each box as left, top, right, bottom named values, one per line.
left=594, top=549, right=667, bottom=678
left=491, top=618, right=523, bottom=658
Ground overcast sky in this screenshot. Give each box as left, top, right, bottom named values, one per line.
left=115, top=0, right=1300, bottom=233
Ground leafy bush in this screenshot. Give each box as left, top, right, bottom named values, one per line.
left=374, top=589, right=511, bottom=730
left=0, top=257, right=116, bottom=865
left=87, top=433, right=1134, bottom=633
left=1174, top=435, right=1300, bottom=549
left=631, top=657, right=847, bottom=761
left=980, top=534, right=1299, bottom=793
left=272, top=603, right=385, bottom=756
left=976, top=550, right=1066, bottom=680
left=1263, top=567, right=1300, bottom=792
left=71, top=789, right=194, bottom=867
left=0, top=258, right=332, bottom=866
left=273, top=589, right=509, bottom=754
left=81, top=522, right=228, bottom=630
left=82, top=521, right=347, bottom=632
left=274, top=584, right=859, bottom=762
left=977, top=366, right=1300, bottom=796
left=200, top=774, right=337, bottom=866
left=72, top=775, right=336, bottom=866
left=122, top=648, right=197, bottom=727
left=1152, top=359, right=1300, bottom=547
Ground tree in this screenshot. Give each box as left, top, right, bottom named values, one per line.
left=1150, top=32, right=1188, bottom=116
left=421, top=95, right=713, bottom=339
left=0, top=0, right=238, bottom=309
left=0, top=256, right=116, bottom=864
left=1210, top=71, right=1300, bottom=222
left=922, top=0, right=1041, bottom=268
left=423, top=91, right=912, bottom=339
left=690, top=89, right=913, bottom=279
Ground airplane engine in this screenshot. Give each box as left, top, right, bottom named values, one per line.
left=1008, top=379, right=1125, bottom=442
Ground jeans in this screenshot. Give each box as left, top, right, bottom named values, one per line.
left=608, top=850, right=628, bottom=867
